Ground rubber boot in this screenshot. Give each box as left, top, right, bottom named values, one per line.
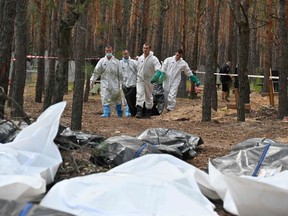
left=145, top=109, right=151, bottom=118
left=115, top=104, right=123, bottom=117
left=135, top=105, right=143, bottom=119
left=101, top=105, right=111, bottom=118
left=125, top=105, right=131, bottom=117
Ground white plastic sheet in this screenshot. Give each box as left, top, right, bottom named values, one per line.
left=40, top=154, right=218, bottom=216
left=209, top=161, right=288, bottom=216
left=0, top=102, right=66, bottom=201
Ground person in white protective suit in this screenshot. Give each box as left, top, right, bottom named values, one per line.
left=158, top=49, right=200, bottom=112
left=90, top=46, right=123, bottom=117
left=136, top=43, right=162, bottom=118
left=120, top=50, right=138, bottom=117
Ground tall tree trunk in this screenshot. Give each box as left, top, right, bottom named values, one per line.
left=202, top=0, right=215, bottom=122
left=0, top=0, right=17, bottom=117
left=263, top=0, right=273, bottom=93
left=43, top=2, right=58, bottom=110
left=136, top=0, right=143, bottom=54
left=141, top=0, right=150, bottom=46
left=191, top=0, right=202, bottom=70
left=113, top=0, right=123, bottom=51
left=122, top=1, right=131, bottom=49
left=227, top=7, right=234, bottom=61
left=11, top=0, right=28, bottom=117
left=52, top=0, right=89, bottom=104
left=35, top=1, right=47, bottom=103
left=154, top=0, right=169, bottom=60
left=181, top=0, right=187, bottom=56
left=211, top=0, right=221, bottom=111
left=249, top=0, right=258, bottom=75
left=71, top=11, right=87, bottom=130
left=232, top=0, right=250, bottom=121
left=277, top=0, right=288, bottom=119
left=129, top=1, right=138, bottom=56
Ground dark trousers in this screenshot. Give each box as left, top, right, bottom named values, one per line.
left=122, top=85, right=137, bottom=116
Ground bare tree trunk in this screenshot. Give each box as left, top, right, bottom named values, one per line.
left=129, top=1, right=138, bottom=56
left=71, top=11, right=87, bottom=130
left=11, top=0, right=28, bottom=117
left=227, top=7, right=234, bottom=61
left=278, top=0, right=288, bottom=119
left=0, top=0, right=17, bottom=117
left=191, top=0, right=203, bottom=70
left=202, top=0, right=215, bottom=122
left=231, top=0, right=250, bottom=122
left=43, top=1, right=58, bottom=110
left=211, top=0, right=221, bottom=111
left=141, top=0, right=150, bottom=46
left=122, top=1, right=131, bottom=49
left=52, top=0, right=90, bottom=104
left=35, top=1, right=47, bottom=103
left=181, top=0, right=187, bottom=56
left=249, top=0, right=258, bottom=75
left=154, top=0, right=170, bottom=60
left=263, top=0, right=273, bottom=93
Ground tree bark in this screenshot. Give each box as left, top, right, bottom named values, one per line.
left=202, top=0, right=215, bottom=122
left=277, top=0, right=288, bottom=119
left=52, top=0, right=90, bottom=104
left=11, top=0, right=28, bottom=117
left=191, top=0, right=203, bottom=70
left=263, top=0, right=273, bottom=93
left=43, top=1, right=58, bottom=110
left=154, top=0, right=169, bottom=60
left=231, top=0, right=250, bottom=122
left=71, top=11, right=87, bottom=130
left=35, top=1, right=47, bottom=103
left=0, top=0, right=17, bottom=117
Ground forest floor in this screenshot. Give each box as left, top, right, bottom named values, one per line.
left=19, top=85, right=288, bottom=216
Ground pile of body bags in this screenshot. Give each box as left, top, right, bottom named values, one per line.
left=1, top=101, right=288, bottom=216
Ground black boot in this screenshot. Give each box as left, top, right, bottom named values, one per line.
left=135, top=105, right=143, bottom=119
left=144, top=109, right=151, bottom=118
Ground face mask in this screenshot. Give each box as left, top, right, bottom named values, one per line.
left=124, top=56, right=129, bottom=60
left=106, top=53, right=113, bottom=57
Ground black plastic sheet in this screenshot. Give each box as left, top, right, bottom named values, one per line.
left=55, top=126, right=105, bottom=150
left=0, top=120, right=26, bottom=143
left=137, top=128, right=204, bottom=159
left=91, top=128, right=204, bottom=167
left=211, top=138, right=288, bottom=176
left=0, top=199, right=73, bottom=216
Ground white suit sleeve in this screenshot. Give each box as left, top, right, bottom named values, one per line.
left=153, top=56, right=162, bottom=71
left=161, top=58, right=169, bottom=72
left=90, top=59, right=103, bottom=82
left=182, top=62, right=193, bottom=77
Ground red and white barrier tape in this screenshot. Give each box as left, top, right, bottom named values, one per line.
left=195, top=71, right=279, bottom=79
left=11, top=55, right=100, bottom=61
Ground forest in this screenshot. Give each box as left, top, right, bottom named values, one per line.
left=0, top=0, right=287, bottom=130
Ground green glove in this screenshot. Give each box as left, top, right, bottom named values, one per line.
left=189, top=75, right=200, bottom=86
left=151, top=70, right=162, bottom=84
left=158, top=72, right=166, bottom=84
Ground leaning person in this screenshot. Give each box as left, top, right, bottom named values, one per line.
left=153, top=49, right=200, bottom=112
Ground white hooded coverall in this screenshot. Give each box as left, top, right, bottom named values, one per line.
left=90, top=56, right=122, bottom=105
left=120, top=57, right=137, bottom=88
left=162, top=55, right=193, bottom=111
left=136, top=51, right=161, bottom=109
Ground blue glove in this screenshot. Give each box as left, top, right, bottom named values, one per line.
left=189, top=75, right=200, bottom=86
